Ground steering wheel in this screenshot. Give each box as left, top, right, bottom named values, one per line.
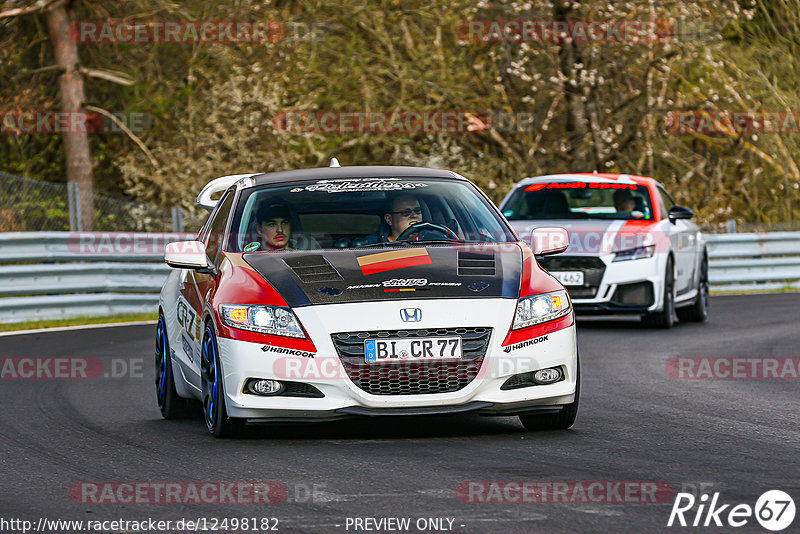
left=395, top=222, right=458, bottom=242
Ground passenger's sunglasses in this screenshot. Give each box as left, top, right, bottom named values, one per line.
left=391, top=207, right=422, bottom=217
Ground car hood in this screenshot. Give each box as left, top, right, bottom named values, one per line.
left=508, top=219, right=660, bottom=255
left=243, top=244, right=522, bottom=307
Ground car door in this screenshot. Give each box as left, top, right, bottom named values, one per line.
left=656, top=186, right=696, bottom=295
left=176, top=189, right=236, bottom=388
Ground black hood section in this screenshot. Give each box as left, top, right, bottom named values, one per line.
left=243, top=244, right=522, bottom=307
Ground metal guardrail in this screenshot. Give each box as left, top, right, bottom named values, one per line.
left=0, top=263, right=169, bottom=296
left=0, top=232, right=189, bottom=263
left=0, top=232, right=189, bottom=324
left=705, top=232, right=800, bottom=292
left=0, top=231, right=797, bottom=324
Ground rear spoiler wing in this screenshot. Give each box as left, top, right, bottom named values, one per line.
left=196, top=174, right=258, bottom=211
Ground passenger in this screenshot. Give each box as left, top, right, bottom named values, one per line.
left=255, top=200, right=292, bottom=250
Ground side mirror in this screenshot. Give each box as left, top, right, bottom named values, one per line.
left=668, top=206, right=693, bottom=223
left=531, top=227, right=569, bottom=256
left=165, top=241, right=209, bottom=270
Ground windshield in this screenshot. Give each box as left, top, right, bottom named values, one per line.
left=501, top=181, right=654, bottom=221
left=225, top=177, right=516, bottom=252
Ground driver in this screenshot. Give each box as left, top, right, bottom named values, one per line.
left=613, top=189, right=636, bottom=212
left=366, top=194, right=424, bottom=243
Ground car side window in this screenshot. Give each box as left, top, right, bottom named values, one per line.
left=204, top=191, right=235, bottom=266
left=656, top=186, right=675, bottom=219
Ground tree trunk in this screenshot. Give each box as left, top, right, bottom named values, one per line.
left=554, top=0, right=593, bottom=171
left=45, top=3, right=94, bottom=230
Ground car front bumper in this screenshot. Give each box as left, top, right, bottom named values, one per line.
left=546, top=253, right=667, bottom=315
left=215, top=298, right=578, bottom=421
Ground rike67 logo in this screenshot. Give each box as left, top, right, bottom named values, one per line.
left=668, top=490, right=795, bottom=531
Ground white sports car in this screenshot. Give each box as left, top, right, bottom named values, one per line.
left=499, top=173, right=709, bottom=328
left=157, top=164, right=579, bottom=437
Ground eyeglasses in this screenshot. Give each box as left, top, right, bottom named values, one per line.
left=391, top=207, right=422, bottom=217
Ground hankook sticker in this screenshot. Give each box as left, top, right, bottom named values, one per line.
left=503, top=335, right=549, bottom=353
left=261, top=345, right=315, bottom=358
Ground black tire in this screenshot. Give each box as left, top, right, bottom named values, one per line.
left=519, top=355, right=580, bottom=431
left=642, top=257, right=675, bottom=329
left=155, top=313, right=193, bottom=419
left=677, top=253, right=709, bottom=323
left=201, top=322, right=244, bottom=438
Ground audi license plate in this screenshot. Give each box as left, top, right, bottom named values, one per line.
left=550, top=271, right=585, bottom=286
left=364, top=337, right=462, bottom=363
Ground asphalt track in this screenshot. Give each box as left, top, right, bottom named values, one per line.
left=0, top=293, right=798, bottom=534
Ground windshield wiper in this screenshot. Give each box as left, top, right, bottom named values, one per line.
left=417, top=239, right=473, bottom=245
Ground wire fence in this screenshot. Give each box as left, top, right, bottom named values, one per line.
left=0, top=171, right=205, bottom=233
left=2, top=170, right=797, bottom=235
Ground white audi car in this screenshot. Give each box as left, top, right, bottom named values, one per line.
left=156, top=164, right=579, bottom=437
left=499, top=173, right=709, bottom=328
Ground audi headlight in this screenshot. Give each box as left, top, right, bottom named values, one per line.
left=613, top=244, right=655, bottom=262
left=512, top=290, right=571, bottom=330
left=220, top=304, right=305, bottom=338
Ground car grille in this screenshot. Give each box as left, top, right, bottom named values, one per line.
left=330, top=327, right=492, bottom=395
left=537, top=256, right=606, bottom=299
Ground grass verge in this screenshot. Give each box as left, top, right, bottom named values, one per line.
left=0, top=312, right=157, bottom=332
left=711, top=287, right=800, bottom=296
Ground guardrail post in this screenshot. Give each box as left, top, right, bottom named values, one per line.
left=171, top=206, right=184, bottom=233
left=725, top=220, right=736, bottom=233
left=67, top=182, right=82, bottom=231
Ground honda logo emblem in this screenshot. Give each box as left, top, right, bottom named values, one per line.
left=399, top=308, right=422, bottom=322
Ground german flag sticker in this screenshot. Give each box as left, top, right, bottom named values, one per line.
left=357, top=248, right=432, bottom=275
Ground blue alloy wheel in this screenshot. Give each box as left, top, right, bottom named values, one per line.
left=155, top=312, right=191, bottom=419
left=201, top=323, right=243, bottom=438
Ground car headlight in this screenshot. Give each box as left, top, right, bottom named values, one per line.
left=613, top=244, right=655, bottom=262
left=220, top=304, right=305, bottom=338
left=512, top=290, right=571, bottom=330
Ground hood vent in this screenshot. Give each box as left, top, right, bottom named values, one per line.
left=457, top=251, right=496, bottom=276
left=283, top=255, right=343, bottom=283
